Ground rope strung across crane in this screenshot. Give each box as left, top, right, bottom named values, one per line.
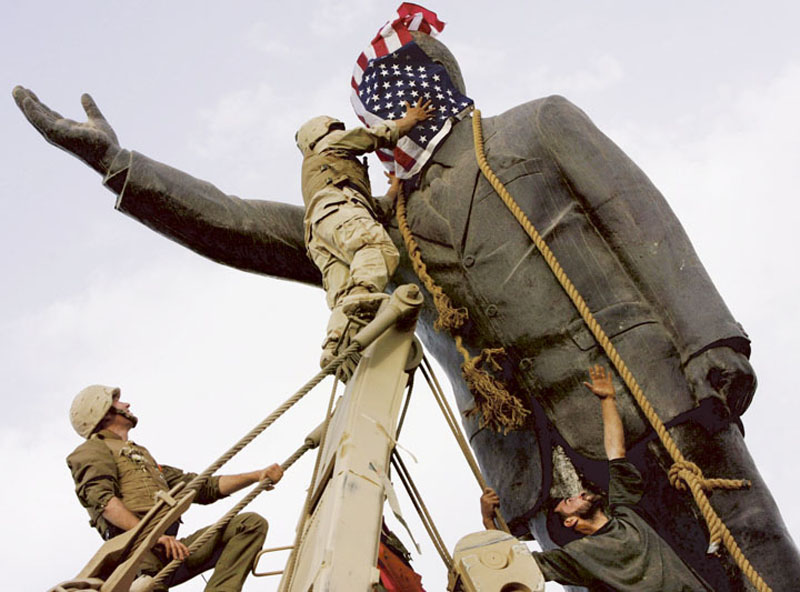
left=126, top=342, right=361, bottom=557
left=471, top=108, right=770, bottom=592
left=148, top=440, right=316, bottom=590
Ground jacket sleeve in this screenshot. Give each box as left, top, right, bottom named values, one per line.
left=607, top=458, right=645, bottom=507
left=160, top=465, right=225, bottom=505
left=323, top=120, right=400, bottom=154
left=531, top=549, right=594, bottom=586
left=66, top=440, right=119, bottom=527
left=533, top=95, right=749, bottom=362
left=104, top=150, right=321, bottom=286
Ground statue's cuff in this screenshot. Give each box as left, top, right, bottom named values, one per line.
left=103, top=149, right=132, bottom=195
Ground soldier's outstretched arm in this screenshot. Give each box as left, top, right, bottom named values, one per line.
left=13, top=86, right=121, bottom=175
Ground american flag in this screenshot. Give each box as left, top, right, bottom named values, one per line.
left=350, top=3, right=474, bottom=179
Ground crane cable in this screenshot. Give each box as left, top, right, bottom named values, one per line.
left=471, top=108, right=770, bottom=592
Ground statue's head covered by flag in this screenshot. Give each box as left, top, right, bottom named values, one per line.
left=350, top=3, right=474, bottom=179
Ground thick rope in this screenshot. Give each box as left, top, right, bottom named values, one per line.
left=472, top=109, right=770, bottom=592
left=128, top=343, right=360, bottom=558
left=149, top=441, right=315, bottom=590
left=395, top=183, right=529, bottom=433
left=420, top=356, right=510, bottom=534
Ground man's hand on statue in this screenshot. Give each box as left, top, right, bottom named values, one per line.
left=384, top=171, right=401, bottom=200
left=403, top=97, right=435, bottom=123
left=258, top=463, right=284, bottom=488
left=156, top=535, right=190, bottom=561
left=583, top=364, right=616, bottom=400
left=686, top=346, right=757, bottom=417
left=480, top=487, right=500, bottom=529
left=12, top=87, right=121, bottom=175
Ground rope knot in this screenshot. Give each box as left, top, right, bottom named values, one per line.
left=668, top=460, right=704, bottom=492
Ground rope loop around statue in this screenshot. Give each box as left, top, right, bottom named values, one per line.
left=470, top=108, right=771, bottom=592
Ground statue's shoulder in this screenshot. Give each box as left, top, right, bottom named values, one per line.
left=495, top=94, right=585, bottom=123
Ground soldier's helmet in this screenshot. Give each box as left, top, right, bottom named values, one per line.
left=295, top=116, right=345, bottom=155
left=70, top=384, right=120, bottom=438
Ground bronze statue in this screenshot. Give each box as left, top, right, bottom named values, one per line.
left=13, top=32, right=800, bottom=592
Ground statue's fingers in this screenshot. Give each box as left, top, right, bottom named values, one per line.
left=81, top=93, right=107, bottom=123
left=81, top=92, right=119, bottom=144
left=21, top=97, right=81, bottom=146
left=12, top=85, right=30, bottom=110
left=19, top=96, right=56, bottom=133
left=14, top=87, right=65, bottom=124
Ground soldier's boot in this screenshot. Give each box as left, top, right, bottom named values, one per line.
left=319, top=338, right=339, bottom=369
left=340, top=290, right=389, bottom=319
left=130, top=574, right=166, bottom=592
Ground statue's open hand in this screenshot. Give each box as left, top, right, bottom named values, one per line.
left=12, top=86, right=120, bottom=175
left=686, top=346, right=757, bottom=417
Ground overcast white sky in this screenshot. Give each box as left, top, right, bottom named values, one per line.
left=2, top=2, right=799, bottom=591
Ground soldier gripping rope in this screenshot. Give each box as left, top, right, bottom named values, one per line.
left=296, top=98, right=434, bottom=370
left=66, top=385, right=284, bottom=592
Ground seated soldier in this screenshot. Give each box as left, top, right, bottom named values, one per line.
left=481, top=365, right=711, bottom=591
left=295, top=98, right=434, bottom=368
left=67, top=384, right=284, bottom=592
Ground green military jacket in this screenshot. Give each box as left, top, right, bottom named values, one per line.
left=66, top=429, right=223, bottom=537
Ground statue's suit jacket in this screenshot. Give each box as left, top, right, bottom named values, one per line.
left=106, top=95, right=751, bottom=526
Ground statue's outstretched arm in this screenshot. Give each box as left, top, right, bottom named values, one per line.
left=534, top=95, right=755, bottom=415
left=12, top=87, right=321, bottom=287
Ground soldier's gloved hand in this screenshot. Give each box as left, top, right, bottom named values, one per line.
left=12, top=86, right=121, bottom=175
left=686, top=346, right=757, bottom=417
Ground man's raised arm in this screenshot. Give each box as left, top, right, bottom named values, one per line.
left=583, top=365, right=626, bottom=460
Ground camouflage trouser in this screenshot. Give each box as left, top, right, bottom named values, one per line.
left=138, top=512, right=267, bottom=592
left=308, top=200, right=399, bottom=344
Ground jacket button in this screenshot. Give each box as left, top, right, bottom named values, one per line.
left=486, top=304, right=498, bottom=317
left=463, top=255, right=475, bottom=268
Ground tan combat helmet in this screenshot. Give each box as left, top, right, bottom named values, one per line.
left=295, top=115, right=345, bottom=155
left=70, top=384, right=120, bottom=438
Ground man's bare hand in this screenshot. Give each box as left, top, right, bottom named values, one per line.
left=480, top=487, right=500, bottom=529
left=395, top=98, right=436, bottom=136
left=258, top=463, right=284, bottom=488
left=156, top=535, right=190, bottom=561
left=403, top=97, right=435, bottom=124
left=384, top=171, right=402, bottom=201
left=12, top=86, right=121, bottom=175
left=583, top=365, right=615, bottom=400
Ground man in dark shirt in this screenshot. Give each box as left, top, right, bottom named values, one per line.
left=482, top=366, right=710, bottom=591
